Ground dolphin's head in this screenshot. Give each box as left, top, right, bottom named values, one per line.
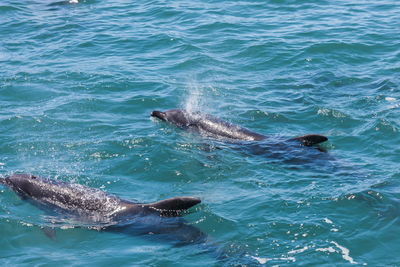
left=151, top=109, right=190, bottom=128
left=4, top=174, right=41, bottom=197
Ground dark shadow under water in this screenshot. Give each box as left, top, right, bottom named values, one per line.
left=106, top=215, right=260, bottom=266
left=210, top=137, right=338, bottom=172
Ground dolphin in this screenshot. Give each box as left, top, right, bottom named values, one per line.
left=151, top=108, right=328, bottom=147
left=0, top=174, right=264, bottom=265
left=0, top=173, right=203, bottom=244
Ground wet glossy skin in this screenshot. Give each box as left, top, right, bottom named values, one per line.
left=151, top=109, right=267, bottom=141
left=0, top=174, right=204, bottom=246
left=1, top=174, right=200, bottom=222
left=151, top=108, right=328, bottom=146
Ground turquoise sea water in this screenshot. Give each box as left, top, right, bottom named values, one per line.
left=1, top=0, right=399, bottom=265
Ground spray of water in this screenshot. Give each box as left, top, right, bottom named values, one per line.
left=183, top=80, right=203, bottom=114
left=182, top=78, right=221, bottom=115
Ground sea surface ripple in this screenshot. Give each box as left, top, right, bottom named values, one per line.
left=0, top=0, right=399, bottom=265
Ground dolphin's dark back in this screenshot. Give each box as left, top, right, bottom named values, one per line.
left=2, top=174, right=201, bottom=222
left=191, top=112, right=266, bottom=141
left=4, top=174, right=123, bottom=219
left=152, top=109, right=266, bottom=141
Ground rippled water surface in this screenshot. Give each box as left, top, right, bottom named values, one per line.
left=1, top=0, right=399, bottom=265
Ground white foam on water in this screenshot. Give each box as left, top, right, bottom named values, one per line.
left=20, top=221, right=33, bottom=227
left=316, top=246, right=336, bottom=253
left=251, top=256, right=269, bottom=264
left=288, top=246, right=308, bottom=254
left=250, top=255, right=296, bottom=264
left=316, top=241, right=358, bottom=264
left=60, top=225, right=75, bottom=230
left=331, top=241, right=358, bottom=264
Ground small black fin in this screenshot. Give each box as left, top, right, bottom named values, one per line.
left=147, top=197, right=201, bottom=217
left=290, top=134, right=328, bottom=147
left=41, top=227, right=57, bottom=241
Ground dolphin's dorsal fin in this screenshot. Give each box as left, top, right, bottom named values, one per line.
left=290, top=134, right=328, bottom=146
left=147, top=197, right=201, bottom=217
